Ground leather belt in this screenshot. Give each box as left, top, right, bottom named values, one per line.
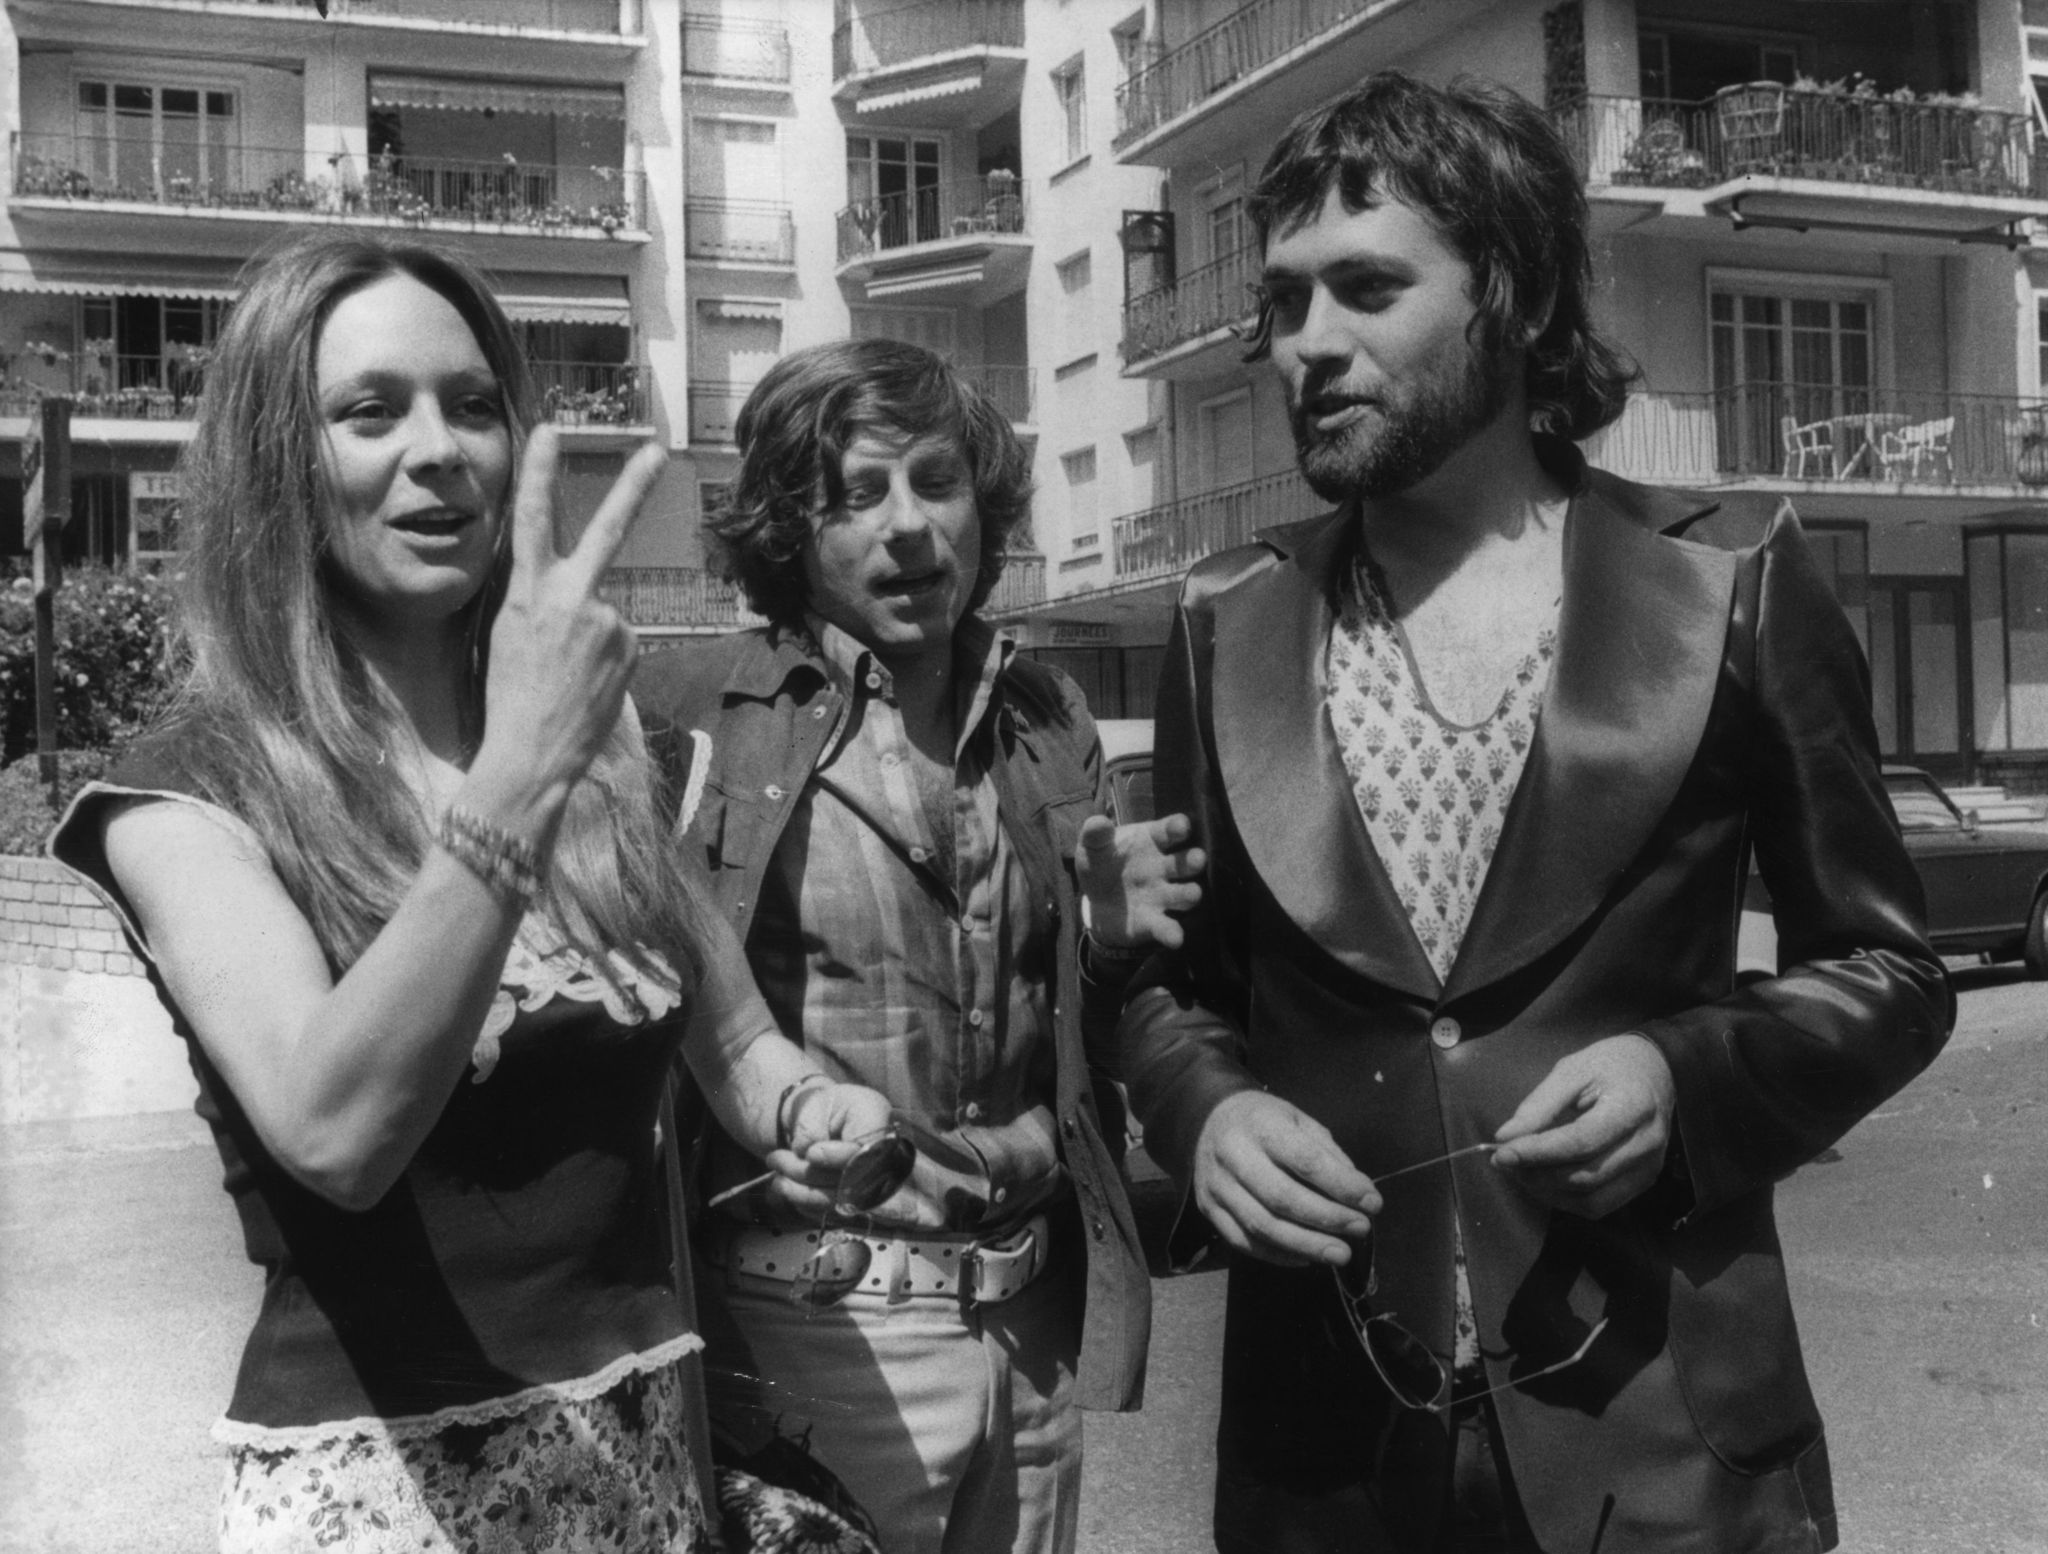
left=706, top=1215, right=1051, bottom=1306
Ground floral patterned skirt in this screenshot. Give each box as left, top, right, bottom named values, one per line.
left=217, top=1349, right=710, bottom=1554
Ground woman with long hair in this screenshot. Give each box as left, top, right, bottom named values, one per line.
left=50, top=229, right=891, bottom=1552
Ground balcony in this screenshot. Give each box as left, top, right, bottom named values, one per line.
left=682, top=12, right=791, bottom=84
left=831, top=0, right=1026, bottom=126
left=599, top=566, right=761, bottom=634
left=533, top=360, right=648, bottom=440
left=1113, top=0, right=1403, bottom=168
left=1583, top=386, right=2048, bottom=496
left=1559, top=89, right=2048, bottom=244
left=1111, top=469, right=1324, bottom=585
left=10, top=136, right=646, bottom=249
left=0, top=351, right=208, bottom=441
left=835, top=174, right=1030, bottom=304
left=985, top=552, right=1044, bottom=616
left=15, top=0, right=633, bottom=35
left=686, top=199, right=796, bottom=267
left=1121, top=240, right=1259, bottom=379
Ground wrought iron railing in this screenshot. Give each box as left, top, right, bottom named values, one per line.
left=534, top=360, right=645, bottom=427
left=985, top=552, right=1045, bottom=615
left=599, top=567, right=760, bottom=630
left=833, top=0, right=1024, bottom=80
left=1114, top=0, right=1374, bottom=147
left=1121, top=239, right=1260, bottom=365
left=0, top=352, right=209, bottom=420
left=1555, top=89, right=2046, bottom=200
left=11, top=135, right=644, bottom=235
left=957, top=363, right=1034, bottom=425
left=1112, top=469, right=1324, bottom=583
left=836, top=174, right=1026, bottom=263
left=686, top=199, right=796, bottom=264
left=1582, top=385, right=2048, bottom=489
left=689, top=381, right=752, bottom=445
left=683, top=13, right=793, bottom=81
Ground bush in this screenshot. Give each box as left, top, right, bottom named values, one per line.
left=0, top=565, right=181, bottom=767
left=0, top=749, right=108, bottom=855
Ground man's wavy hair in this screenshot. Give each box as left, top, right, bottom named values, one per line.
left=710, top=339, right=1033, bottom=630
left=1243, top=71, right=1636, bottom=441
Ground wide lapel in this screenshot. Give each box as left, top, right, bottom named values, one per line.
left=1211, top=509, right=1442, bottom=1002
left=1442, top=488, right=1736, bottom=1002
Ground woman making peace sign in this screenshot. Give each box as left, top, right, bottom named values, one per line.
left=50, top=231, right=889, bottom=1552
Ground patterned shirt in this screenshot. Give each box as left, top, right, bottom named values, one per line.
left=718, top=615, right=1064, bottom=1233
left=1325, top=542, right=1560, bottom=1377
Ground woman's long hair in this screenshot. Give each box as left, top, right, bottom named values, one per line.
left=169, top=228, right=698, bottom=995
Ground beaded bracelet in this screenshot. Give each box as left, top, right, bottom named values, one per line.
left=435, top=806, right=545, bottom=909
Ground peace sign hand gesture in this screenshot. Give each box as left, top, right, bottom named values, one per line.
left=467, top=427, right=667, bottom=848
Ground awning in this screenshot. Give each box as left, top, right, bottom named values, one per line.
left=856, top=70, right=984, bottom=115
left=369, top=74, right=626, bottom=119
left=697, top=297, right=783, bottom=321
left=0, top=251, right=240, bottom=299
left=496, top=273, right=631, bottom=325
left=865, top=261, right=983, bottom=299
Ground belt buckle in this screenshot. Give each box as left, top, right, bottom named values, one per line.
left=959, top=1243, right=988, bottom=1307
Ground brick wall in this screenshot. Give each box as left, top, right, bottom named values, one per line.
left=0, top=855, right=145, bottom=978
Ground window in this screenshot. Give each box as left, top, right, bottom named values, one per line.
left=1062, top=446, right=1098, bottom=543
left=1709, top=288, right=1875, bottom=476
left=1057, top=250, right=1092, bottom=360
left=1053, top=57, right=1088, bottom=164
left=1057, top=250, right=1092, bottom=294
left=1969, top=531, right=2048, bottom=751
left=1207, top=194, right=1246, bottom=264
left=1112, top=14, right=1146, bottom=90
left=849, top=306, right=957, bottom=357
left=846, top=134, right=942, bottom=247
left=2037, top=295, right=2048, bottom=392
left=1637, top=30, right=1802, bottom=102
left=76, top=78, right=237, bottom=194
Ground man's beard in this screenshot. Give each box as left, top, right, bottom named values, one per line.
left=1287, top=344, right=1513, bottom=503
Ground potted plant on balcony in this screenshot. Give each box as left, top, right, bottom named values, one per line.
left=2013, top=406, right=2048, bottom=487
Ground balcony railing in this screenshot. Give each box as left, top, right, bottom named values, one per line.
left=832, top=0, right=1024, bottom=81
left=1556, top=89, right=2046, bottom=201
left=1122, top=240, right=1259, bottom=365
left=11, top=135, right=644, bottom=235
left=689, top=380, right=751, bottom=445
left=958, top=363, right=1034, bottom=425
left=686, top=199, right=796, bottom=265
left=534, top=360, right=645, bottom=427
left=154, top=0, right=628, bottom=31
left=1112, top=469, right=1324, bottom=583
left=986, top=552, right=1045, bottom=615
left=1114, top=0, right=1373, bottom=148
left=836, top=174, right=1025, bottom=263
left=1583, top=385, right=2048, bottom=490
left=683, top=13, right=792, bottom=81
left=599, top=567, right=759, bottom=630
left=0, top=353, right=209, bottom=421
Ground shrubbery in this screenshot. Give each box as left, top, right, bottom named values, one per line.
left=0, top=564, right=181, bottom=853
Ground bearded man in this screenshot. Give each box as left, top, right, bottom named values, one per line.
left=1108, top=72, right=1951, bottom=1554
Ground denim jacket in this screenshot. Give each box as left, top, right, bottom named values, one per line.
left=636, top=624, right=1151, bottom=1412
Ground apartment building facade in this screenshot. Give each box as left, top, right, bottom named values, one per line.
left=0, top=0, right=704, bottom=604
left=998, top=0, right=2048, bottom=788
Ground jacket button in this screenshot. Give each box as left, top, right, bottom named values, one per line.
left=764, top=785, right=785, bottom=801
left=1091, top=1217, right=1106, bottom=1239
left=813, top=705, right=828, bottom=720
left=1062, top=1117, right=1077, bottom=1138
left=1430, top=1017, right=1462, bottom=1049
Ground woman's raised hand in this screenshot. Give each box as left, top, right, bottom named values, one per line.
left=473, top=427, right=667, bottom=830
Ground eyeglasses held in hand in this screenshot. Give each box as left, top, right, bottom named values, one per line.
left=1329, top=1141, right=1608, bottom=1412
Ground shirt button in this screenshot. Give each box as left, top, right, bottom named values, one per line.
left=960, top=916, right=975, bottom=934
left=812, top=705, right=828, bottom=720
left=1431, top=1017, right=1462, bottom=1049
left=967, top=1009, right=984, bottom=1029
left=910, top=846, right=929, bottom=864
left=864, top=671, right=883, bottom=690
left=993, top=1186, right=1007, bottom=1204
left=963, top=1102, right=983, bottom=1121
left=764, top=785, right=785, bottom=802
left=882, top=752, right=900, bottom=769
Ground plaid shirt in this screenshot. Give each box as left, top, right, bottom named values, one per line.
left=712, top=616, right=1065, bottom=1232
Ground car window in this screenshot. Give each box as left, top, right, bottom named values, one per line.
left=1884, top=776, right=1961, bottom=832
left=1109, top=762, right=1155, bottom=825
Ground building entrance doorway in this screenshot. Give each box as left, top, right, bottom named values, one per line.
left=1868, top=575, right=1970, bottom=780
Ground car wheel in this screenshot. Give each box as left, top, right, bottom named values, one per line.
left=2025, top=893, right=2048, bottom=980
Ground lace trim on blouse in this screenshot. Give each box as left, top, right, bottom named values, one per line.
left=210, top=1330, right=706, bottom=1452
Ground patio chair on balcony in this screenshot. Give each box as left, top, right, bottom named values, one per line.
left=1876, top=416, right=1955, bottom=482
left=1717, top=82, right=1788, bottom=175
left=1780, top=414, right=1835, bottom=479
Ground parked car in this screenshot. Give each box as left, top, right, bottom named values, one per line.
left=1096, top=728, right=2048, bottom=982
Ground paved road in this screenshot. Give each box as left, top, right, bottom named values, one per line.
left=2, top=970, right=2043, bottom=1552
